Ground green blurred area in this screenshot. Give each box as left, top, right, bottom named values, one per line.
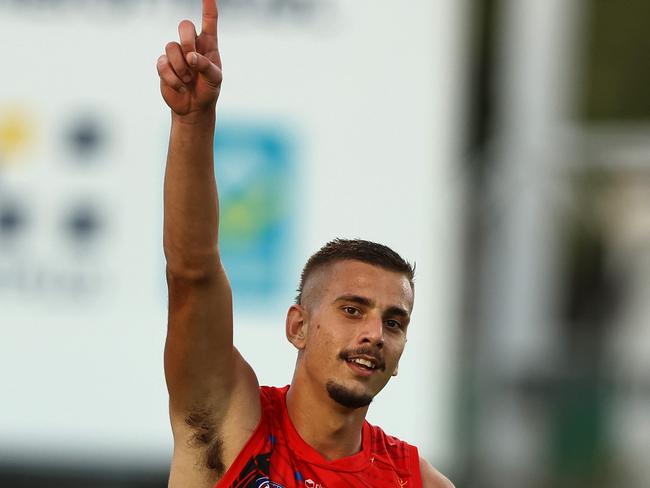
left=581, top=0, right=650, bottom=121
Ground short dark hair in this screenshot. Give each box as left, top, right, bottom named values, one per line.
left=296, top=238, right=415, bottom=304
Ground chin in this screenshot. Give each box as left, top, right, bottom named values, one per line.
left=326, top=380, right=374, bottom=409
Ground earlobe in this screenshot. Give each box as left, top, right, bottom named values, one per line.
left=392, top=365, right=399, bottom=377
left=285, top=304, right=307, bottom=350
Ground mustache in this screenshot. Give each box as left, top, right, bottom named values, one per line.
left=339, top=346, right=386, bottom=371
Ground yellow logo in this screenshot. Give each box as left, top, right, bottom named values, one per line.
left=0, top=106, right=34, bottom=164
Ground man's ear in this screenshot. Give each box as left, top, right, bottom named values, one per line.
left=392, top=364, right=399, bottom=377
left=286, top=304, right=308, bottom=350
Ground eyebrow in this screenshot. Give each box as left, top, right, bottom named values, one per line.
left=334, top=294, right=410, bottom=318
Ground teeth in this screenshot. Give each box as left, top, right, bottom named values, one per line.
left=351, top=358, right=374, bottom=369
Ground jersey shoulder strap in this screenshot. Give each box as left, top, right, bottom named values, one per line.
left=368, top=422, right=423, bottom=485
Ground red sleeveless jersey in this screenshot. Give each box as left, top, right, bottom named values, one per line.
left=216, top=385, right=422, bottom=488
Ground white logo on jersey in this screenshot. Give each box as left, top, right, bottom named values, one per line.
left=304, top=479, right=325, bottom=488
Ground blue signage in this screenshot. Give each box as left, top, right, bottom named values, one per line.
left=214, top=121, right=297, bottom=307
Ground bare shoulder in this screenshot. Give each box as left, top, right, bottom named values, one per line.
left=419, top=456, right=455, bottom=488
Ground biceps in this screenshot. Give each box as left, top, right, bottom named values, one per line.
left=164, top=272, right=235, bottom=403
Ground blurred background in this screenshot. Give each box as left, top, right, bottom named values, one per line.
left=1, top=0, right=649, bottom=487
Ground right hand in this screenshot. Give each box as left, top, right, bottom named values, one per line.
left=156, top=0, right=223, bottom=116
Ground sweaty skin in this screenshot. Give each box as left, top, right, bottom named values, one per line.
left=157, top=1, right=453, bottom=487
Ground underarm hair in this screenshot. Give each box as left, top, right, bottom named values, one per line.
left=185, top=409, right=226, bottom=475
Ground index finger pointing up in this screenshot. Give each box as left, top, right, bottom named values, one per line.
left=201, top=0, right=218, bottom=36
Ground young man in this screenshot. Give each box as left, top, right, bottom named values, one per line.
left=157, top=1, right=454, bottom=486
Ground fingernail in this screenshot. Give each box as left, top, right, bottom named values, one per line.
left=190, top=53, right=198, bottom=66
left=183, top=75, right=192, bottom=84
left=178, top=86, right=187, bottom=93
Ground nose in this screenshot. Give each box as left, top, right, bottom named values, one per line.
left=360, top=314, right=384, bottom=349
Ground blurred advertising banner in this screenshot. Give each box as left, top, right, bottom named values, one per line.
left=0, top=0, right=466, bottom=468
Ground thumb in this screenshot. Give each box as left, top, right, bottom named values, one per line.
left=187, top=52, right=222, bottom=86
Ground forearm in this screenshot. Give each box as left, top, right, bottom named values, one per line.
left=163, top=108, right=221, bottom=278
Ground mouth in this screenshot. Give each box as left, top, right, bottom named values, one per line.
left=339, top=348, right=385, bottom=377
left=345, top=359, right=377, bottom=377
left=342, top=352, right=385, bottom=377
left=346, top=357, right=378, bottom=370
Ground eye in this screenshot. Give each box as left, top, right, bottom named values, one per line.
left=384, top=319, right=402, bottom=330
left=342, top=306, right=361, bottom=316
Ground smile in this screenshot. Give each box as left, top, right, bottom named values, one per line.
left=345, top=356, right=381, bottom=377
left=347, top=358, right=376, bottom=369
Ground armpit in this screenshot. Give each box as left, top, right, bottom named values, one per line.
left=185, top=409, right=226, bottom=475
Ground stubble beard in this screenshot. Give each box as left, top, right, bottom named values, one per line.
left=326, top=380, right=374, bottom=409
left=325, top=346, right=386, bottom=409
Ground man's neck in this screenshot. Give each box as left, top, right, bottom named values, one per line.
left=285, top=379, right=369, bottom=461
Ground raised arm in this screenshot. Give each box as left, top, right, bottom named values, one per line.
left=157, top=1, right=261, bottom=486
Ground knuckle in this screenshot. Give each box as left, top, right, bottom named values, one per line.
left=157, top=60, right=170, bottom=77
left=181, top=40, right=195, bottom=52
left=160, top=64, right=175, bottom=79
left=165, top=41, right=180, bottom=53
left=179, top=19, right=195, bottom=32
left=164, top=74, right=183, bottom=89
left=171, top=58, right=189, bottom=74
left=159, top=64, right=172, bottom=78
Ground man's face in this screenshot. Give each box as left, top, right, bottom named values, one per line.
left=297, top=260, right=414, bottom=409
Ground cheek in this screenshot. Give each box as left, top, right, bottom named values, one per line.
left=306, top=324, right=340, bottom=358
left=387, top=338, right=407, bottom=361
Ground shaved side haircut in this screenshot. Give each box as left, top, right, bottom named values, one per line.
left=295, top=238, right=415, bottom=305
